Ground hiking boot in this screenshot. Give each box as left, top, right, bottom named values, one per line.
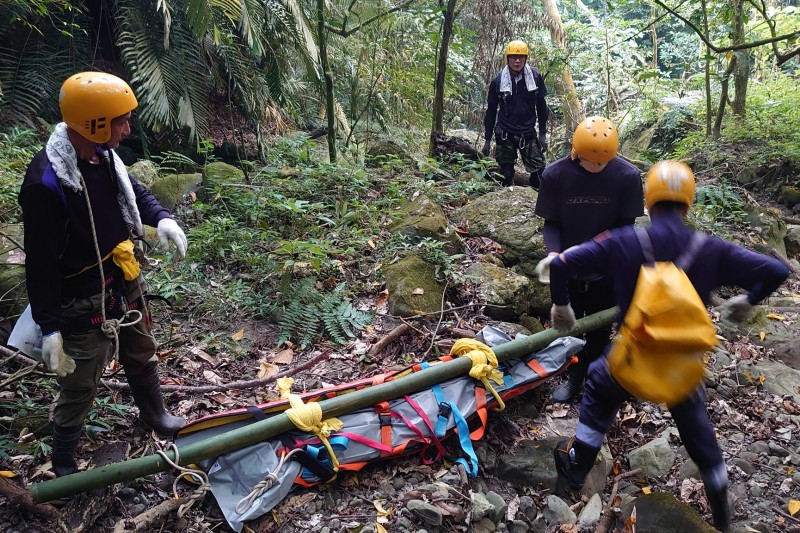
left=552, top=374, right=582, bottom=403
left=127, top=365, right=186, bottom=437
left=705, top=484, right=731, bottom=532
left=52, top=424, right=82, bottom=477
left=553, top=437, right=600, bottom=495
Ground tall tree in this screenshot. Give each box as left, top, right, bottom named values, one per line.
left=430, top=0, right=458, bottom=155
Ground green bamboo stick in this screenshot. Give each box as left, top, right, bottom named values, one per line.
left=29, top=307, right=617, bottom=504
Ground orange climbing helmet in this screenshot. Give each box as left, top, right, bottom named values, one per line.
left=645, top=160, right=696, bottom=209
left=59, top=72, right=138, bottom=144
left=505, top=40, right=529, bottom=58
left=571, top=116, right=619, bottom=166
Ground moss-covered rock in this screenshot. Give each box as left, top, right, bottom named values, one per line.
left=365, top=140, right=413, bottom=168
left=465, top=262, right=532, bottom=320
left=149, top=173, right=202, bottom=211
left=746, top=206, right=787, bottom=257
left=786, top=224, right=800, bottom=256
left=390, top=195, right=460, bottom=253
left=383, top=254, right=446, bottom=317
left=0, top=224, right=28, bottom=318
left=200, top=162, right=246, bottom=201
left=781, top=186, right=800, bottom=208
left=127, top=160, right=159, bottom=188
left=620, top=492, right=717, bottom=532
left=453, top=187, right=545, bottom=276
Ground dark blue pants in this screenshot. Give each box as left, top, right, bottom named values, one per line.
left=575, top=353, right=727, bottom=490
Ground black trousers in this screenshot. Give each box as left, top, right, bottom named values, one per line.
left=567, top=278, right=614, bottom=382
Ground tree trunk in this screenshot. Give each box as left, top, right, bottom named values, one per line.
left=702, top=0, right=712, bottom=136
left=731, top=0, right=749, bottom=116
left=430, top=0, right=458, bottom=156
left=317, top=0, right=337, bottom=162
left=713, top=55, right=737, bottom=139
left=541, top=0, right=583, bottom=150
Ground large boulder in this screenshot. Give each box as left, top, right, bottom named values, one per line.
left=465, top=262, right=533, bottom=320
left=127, top=160, right=159, bottom=188
left=200, top=162, right=246, bottom=201
left=740, top=359, right=800, bottom=401
left=746, top=206, right=787, bottom=257
left=786, top=224, right=800, bottom=256
left=0, top=224, right=28, bottom=319
left=620, top=492, right=717, bottom=532
left=365, top=139, right=413, bottom=168
left=781, top=186, right=800, bottom=208
left=149, top=172, right=202, bottom=211
left=453, top=187, right=545, bottom=276
left=389, top=194, right=459, bottom=253
left=382, top=254, right=446, bottom=317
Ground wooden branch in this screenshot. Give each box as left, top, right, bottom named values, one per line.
left=0, top=477, right=58, bottom=519
left=325, top=0, right=414, bottom=37
left=594, top=468, right=642, bottom=533
left=100, top=350, right=330, bottom=393
left=368, top=323, right=411, bottom=357
left=782, top=216, right=800, bottom=226
left=111, top=497, right=187, bottom=533
left=653, top=0, right=799, bottom=54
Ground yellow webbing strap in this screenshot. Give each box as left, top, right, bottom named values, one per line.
left=277, top=377, right=344, bottom=470
left=112, top=240, right=141, bottom=281
left=64, top=239, right=141, bottom=281
left=451, top=339, right=506, bottom=411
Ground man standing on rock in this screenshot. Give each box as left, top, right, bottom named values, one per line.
left=482, top=40, right=549, bottom=188
left=19, top=72, right=188, bottom=477
left=547, top=160, right=790, bottom=531
left=535, top=116, right=644, bottom=403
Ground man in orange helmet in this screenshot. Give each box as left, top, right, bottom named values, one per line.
left=19, top=72, right=188, bottom=477
left=547, top=161, right=789, bottom=531
left=535, top=116, right=644, bottom=402
left=482, top=40, right=549, bottom=188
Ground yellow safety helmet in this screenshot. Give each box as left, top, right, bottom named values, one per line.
left=59, top=72, right=138, bottom=144
left=645, top=160, right=696, bottom=210
left=505, top=40, right=529, bottom=58
left=570, top=116, right=619, bottom=166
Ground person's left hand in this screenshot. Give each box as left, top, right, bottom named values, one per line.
left=538, top=133, right=548, bottom=152
left=157, top=218, right=188, bottom=259
left=551, top=304, right=576, bottom=332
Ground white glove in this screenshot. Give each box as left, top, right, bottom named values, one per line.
left=551, top=304, right=577, bottom=333
left=42, top=332, right=76, bottom=377
left=718, top=294, right=753, bottom=325
left=157, top=218, right=187, bottom=259
left=535, top=254, right=556, bottom=284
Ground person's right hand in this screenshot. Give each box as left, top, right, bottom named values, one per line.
left=42, top=331, right=76, bottom=377
left=482, top=140, right=491, bottom=157
left=718, top=294, right=753, bottom=326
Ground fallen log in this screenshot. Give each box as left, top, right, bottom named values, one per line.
left=0, top=476, right=58, bottom=519
left=29, top=307, right=617, bottom=504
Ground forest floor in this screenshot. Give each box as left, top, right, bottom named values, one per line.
left=1, top=161, right=799, bottom=533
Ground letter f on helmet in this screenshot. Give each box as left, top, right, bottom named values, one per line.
left=59, top=72, right=138, bottom=144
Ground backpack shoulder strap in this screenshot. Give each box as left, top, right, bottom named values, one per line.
left=675, top=231, right=707, bottom=271
left=634, top=227, right=655, bottom=265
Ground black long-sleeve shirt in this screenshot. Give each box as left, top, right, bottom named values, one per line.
left=484, top=67, right=548, bottom=141
left=19, top=148, right=171, bottom=334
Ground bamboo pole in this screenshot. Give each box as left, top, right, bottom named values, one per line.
left=29, top=307, right=617, bottom=504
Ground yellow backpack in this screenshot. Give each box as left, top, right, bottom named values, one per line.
left=607, top=229, right=717, bottom=406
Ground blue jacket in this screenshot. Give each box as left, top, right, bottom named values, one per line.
left=20, top=148, right=171, bottom=334
left=549, top=211, right=790, bottom=321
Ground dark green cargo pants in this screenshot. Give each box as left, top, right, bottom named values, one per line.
left=53, top=277, right=158, bottom=428
left=494, top=128, right=545, bottom=187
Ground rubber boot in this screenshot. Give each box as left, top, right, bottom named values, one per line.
left=553, top=437, right=600, bottom=495
left=705, top=484, right=731, bottom=532
left=52, top=424, right=82, bottom=477
left=552, top=372, right=583, bottom=403
left=127, top=365, right=186, bottom=437
left=500, top=164, right=515, bottom=186
left=529, top=171, right=541, bottom=190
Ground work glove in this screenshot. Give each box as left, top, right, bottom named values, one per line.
left=534, top=254, right=557, bottom=284
left=157, top=218, right=188, bottom=259
left=42, top=332, right=76, bottom=378
left=551, top=304, right=577, bottom=333
left=538, top=133, right=548, bottom=152
left=718, top=294, right=753, bottom=326
left=482, top=140, right=492, bottom=157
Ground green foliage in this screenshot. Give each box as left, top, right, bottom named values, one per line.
left=84, top=396, right=131, bottom=440
left=673, top=73, right=800, bottom=181
left=277, top=279, right=374, bottom=348
left=0, top=126, right=45, bottom=221
left=690, top=183, right=748, bottom=231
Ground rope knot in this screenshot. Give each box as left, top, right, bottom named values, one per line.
left=451, top=339, right=506, bottom=411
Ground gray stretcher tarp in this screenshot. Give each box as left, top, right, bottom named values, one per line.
left=176, top=333, right=585, bottom=531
